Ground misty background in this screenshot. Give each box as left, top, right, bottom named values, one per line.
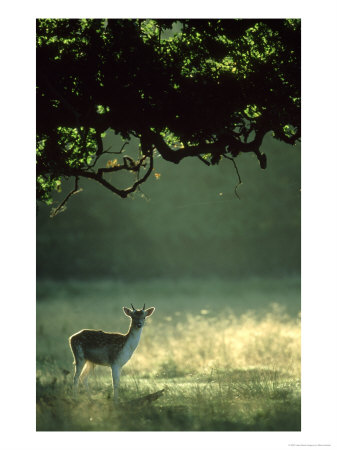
left=36, top=132, right=300, bottom=281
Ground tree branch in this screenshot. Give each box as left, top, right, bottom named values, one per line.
left=87, top=140, right=129, bottom=170
left=197, top=155, right=211, bottom=166
left=66, top=151, right=154, bottom=199
left=97, top=155, right=147, bottom=175
left=142, top=127, right=270, bottom=167
left=50, top=176, right=83, bottom=218
left=124, top=152, right=154, bottom=196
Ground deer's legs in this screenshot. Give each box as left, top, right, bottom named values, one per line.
left=73, top=358, right=86, bottom=394
left=111, top=365, right=121, bottom=403
left=81, top=361, right=95, bottom=397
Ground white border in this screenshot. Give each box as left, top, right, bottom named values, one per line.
left=1, top=1, right=337, bottom=449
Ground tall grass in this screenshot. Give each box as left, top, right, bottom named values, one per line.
left=36, top=277, right=300, bottom=431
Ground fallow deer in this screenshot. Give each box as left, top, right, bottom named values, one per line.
left=69, top=304, right=155, bottom=402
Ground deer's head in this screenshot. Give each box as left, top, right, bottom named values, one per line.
left=123, top=304, right=155, bottom=329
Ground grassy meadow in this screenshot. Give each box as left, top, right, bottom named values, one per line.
left=36, top=277, right=300, bottom=431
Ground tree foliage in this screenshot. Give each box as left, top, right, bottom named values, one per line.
left=36, top=18, right=300, bottom=209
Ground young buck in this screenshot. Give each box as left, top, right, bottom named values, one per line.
left=69, top=304, right=155, bottom=402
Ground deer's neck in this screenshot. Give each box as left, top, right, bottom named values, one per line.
left=125, top=325, right=143, bottom=351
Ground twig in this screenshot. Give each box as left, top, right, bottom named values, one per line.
left=223, top=154, right=242, bottom=199
left=123, top=152, right=154, bottom=196
left=87, top=141, right=129, bottom=170
left=50, top=176, right=82, bottom=218
left=110, top=141, right=129, bottom=155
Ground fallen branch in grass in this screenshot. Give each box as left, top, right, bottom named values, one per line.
left=123, top=389, right=165, bottom=406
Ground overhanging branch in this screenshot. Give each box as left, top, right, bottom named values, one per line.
left=142, top=127, right=270, bottom=168
left=66, top=151, right=154, bottom=199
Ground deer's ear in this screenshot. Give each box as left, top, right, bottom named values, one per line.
left=123, top=307, right=133, bottom=317
left=145, top=307, right=155, bottom=317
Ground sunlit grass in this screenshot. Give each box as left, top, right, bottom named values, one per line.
left=36, top=277, right=300, bottom=431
